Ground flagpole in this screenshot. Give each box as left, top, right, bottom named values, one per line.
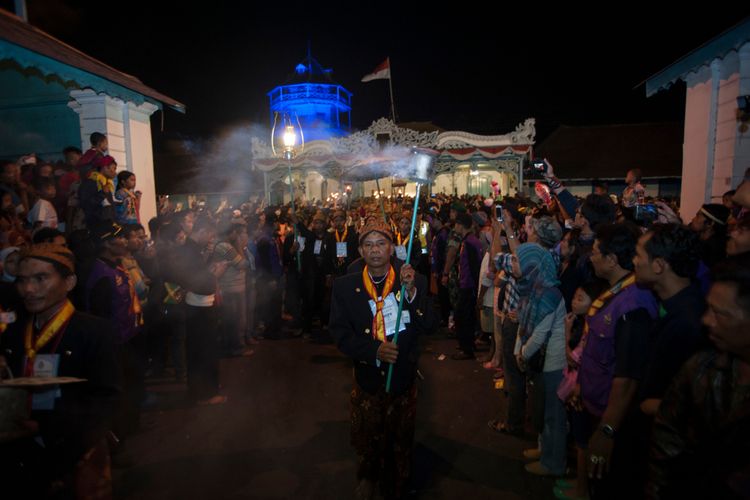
left=387, top=57, right=396, bottom=123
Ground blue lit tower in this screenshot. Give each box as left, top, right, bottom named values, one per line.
left=268, top=50, right=352, bottom=142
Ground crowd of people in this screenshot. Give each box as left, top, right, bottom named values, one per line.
left=0, top=131, right=749, bottom=499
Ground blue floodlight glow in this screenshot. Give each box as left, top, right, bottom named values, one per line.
left=268, top=54, right=355, bottom=141
left=268, top=82, right=353, bottom=142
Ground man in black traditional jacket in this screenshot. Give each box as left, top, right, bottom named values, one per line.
left=0, top=243, right=119, bottom=498
left=329, top=217, right=437, bottom=500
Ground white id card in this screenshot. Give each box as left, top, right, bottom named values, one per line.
left=314, top=239, right=323, bottom=255
left=395, top=245, right=407, bottom=261
left=31, top=354, right=61, bottom=410
left=368, top=292, right=410, bottom=337
left=336, top=242, right=347, bottom=258
left=297, top=236, right=306, bottom=252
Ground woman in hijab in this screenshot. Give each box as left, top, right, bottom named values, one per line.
left=513, top=242, right=568, bottom=477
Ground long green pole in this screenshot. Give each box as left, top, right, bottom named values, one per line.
left=385, top=183, right=421, bottom=393
left=288, top=161, right=301, bottom=273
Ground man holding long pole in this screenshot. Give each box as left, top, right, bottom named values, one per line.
left=329, top=218, right=436, bottom=499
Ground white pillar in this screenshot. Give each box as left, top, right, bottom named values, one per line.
left=68, top=89, right=127, bottom=168
left=681, top=66, right=714, bottom=223
left=125, top=101, right=159, bottom=227
left=704, top=59, right=722, bottom=203
left=68, top=90, right=160, bottom=228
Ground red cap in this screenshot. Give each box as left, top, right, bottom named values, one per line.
left=94, top=155, right=117, bottom=169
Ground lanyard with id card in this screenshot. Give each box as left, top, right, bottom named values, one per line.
left=368, top=292, right=410, bottom=337
left=395, top=245, right=407, bottom=261
left=29, top=354, right=61, bottom=410
left=314, top=239, right=323, bottom=255
left=336, top=242, right=347, bottom=258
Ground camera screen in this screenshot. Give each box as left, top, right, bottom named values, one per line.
left=495, top=205, right=503, bottom=220
left=635, top=204, right=658, bottom=223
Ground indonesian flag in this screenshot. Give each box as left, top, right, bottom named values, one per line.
left=361, top=58, right=390, bottom=82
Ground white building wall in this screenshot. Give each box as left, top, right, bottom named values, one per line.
left=127, top=103, right=159, bottom=226
left=431, top=174, right=454, bottom=195
left=366, top=170, right=518, bottom=198
left=305, top=171, right=324, bottom=202
left=682, top=70, right=713, bottom=223
left=104, top=117, right=126, bottom=168
left=713, top=73, right=740, bottom=200
left=363, top=178, right=394, bottom=197
left=681, top=44, right=750, bottom=222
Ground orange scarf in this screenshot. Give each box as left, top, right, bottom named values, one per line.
left=0, top=306, right=8, bottom=334
left=24, top=300, right=75, bottom=362
left=118, top=264, right=143, bottom=327
left=362, top=265, right=396, bottom=342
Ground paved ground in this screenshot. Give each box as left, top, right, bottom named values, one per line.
left=113, top=332, right=560, bottom=499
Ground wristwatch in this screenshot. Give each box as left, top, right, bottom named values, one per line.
left=601, top=424, right=616, bottom=438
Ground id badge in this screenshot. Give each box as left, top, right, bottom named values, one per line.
left=368, top=293, right=410, bottom=336
left=395, top=245, right=407, bottom=261
left=31, top=354, right=61, bottom=411
left=297, top=236, right=306, bottom=252
left=336, top=242, right=347, bottom=258
left=314, top=239, right=323, bottom=255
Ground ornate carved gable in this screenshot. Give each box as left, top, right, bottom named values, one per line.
left=437, top=118, right=536, bottom=149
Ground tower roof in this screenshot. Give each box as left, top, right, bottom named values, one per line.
left=285, top=46, right=338, bottom=85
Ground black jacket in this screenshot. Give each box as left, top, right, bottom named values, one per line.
left=329, top=267, right=437, bottom=395
left=325, top=226, right=360, bottom=276
left=285, top=223, right=332, bottom=276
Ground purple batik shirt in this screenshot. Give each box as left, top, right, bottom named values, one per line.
left=459, top=233, right=482, bottom=290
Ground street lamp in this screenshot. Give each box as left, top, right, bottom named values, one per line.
left=271, top=112, right=304, bottom=272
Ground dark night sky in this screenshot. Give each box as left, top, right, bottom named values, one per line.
left=8, top=1, right=750, bottom=142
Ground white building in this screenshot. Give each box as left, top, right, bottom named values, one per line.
left=252, top=118, right=536, bottom=203
left=646, top=18, right=750, bottom=221
left=0, top=8, right=185, bottom=226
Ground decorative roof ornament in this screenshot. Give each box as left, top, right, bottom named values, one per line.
left=330, top=118, right=440, bottom=154
left=251, top=117, right=535, bottom=175
left=437, top=118, right=536, bottom=149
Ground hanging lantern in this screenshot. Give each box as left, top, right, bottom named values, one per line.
left=271, top=112, right=305, bottom=160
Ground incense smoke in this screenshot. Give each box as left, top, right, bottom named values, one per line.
left=163, top=123, right=270, bottom=196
